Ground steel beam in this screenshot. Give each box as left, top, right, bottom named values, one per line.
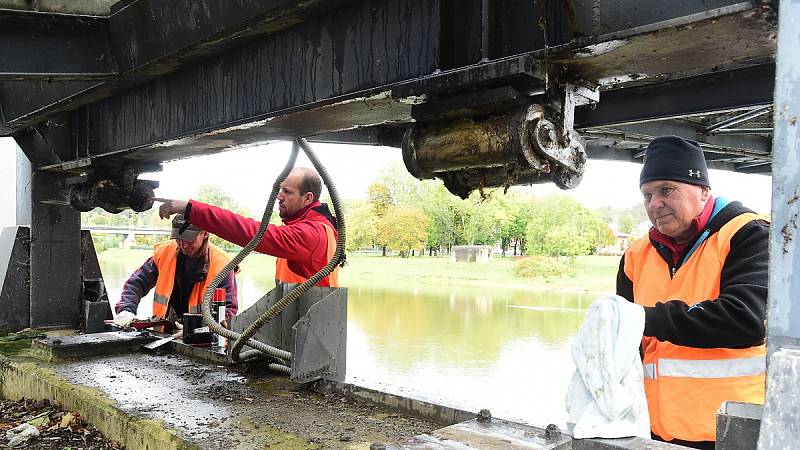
left=759, top=0, right=800, bottom=447
left=0, top=0, right=360, bottom=132
left=575, top=65, right=775, bottom=128
left=70, top=0, right=440, bottom=164
left=0, top=10, right=116, bottom=81
left=29, top=172, right=81, bottom=328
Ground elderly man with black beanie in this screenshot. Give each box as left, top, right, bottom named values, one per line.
left=616, top=136, right=769, bottom=449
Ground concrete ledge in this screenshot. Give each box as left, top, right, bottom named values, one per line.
left=311, top=379, right=476, bottom=426
left=0, top=354, right=196, bottom=450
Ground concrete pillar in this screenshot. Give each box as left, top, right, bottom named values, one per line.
left=0, top=139, right=32, bottom=333
left=0, top=138, right=32, bottom=227
left=758, top=1, right=800, bottom=447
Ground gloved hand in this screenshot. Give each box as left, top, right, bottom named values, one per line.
left=113, top=310, right=137, bottom=328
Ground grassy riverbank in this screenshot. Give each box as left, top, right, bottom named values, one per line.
left=98, top=248, right=619, bottom=294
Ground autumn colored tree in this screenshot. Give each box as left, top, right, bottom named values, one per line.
left=376, top=207, right=430, bottom=257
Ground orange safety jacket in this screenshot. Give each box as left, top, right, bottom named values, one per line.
left=623, top=212, right=767, bottom=442
left=275, top=221, right=339, bottom=287
left=151, top=241, right=234, bottom=319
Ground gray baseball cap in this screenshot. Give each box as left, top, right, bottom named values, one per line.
left=170, top=214, right=202, bottom=241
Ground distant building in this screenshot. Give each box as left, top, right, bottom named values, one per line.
left=452, top=245, right=493, bottom=263
left=596, top=231, right=631, bottom=256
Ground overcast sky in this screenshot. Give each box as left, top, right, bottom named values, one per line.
left=147, top=140, right=773, bottom=216
left=0, top=137, right=773, bottom=220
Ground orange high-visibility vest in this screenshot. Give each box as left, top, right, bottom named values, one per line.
left=151, top=241, right=233, bottom=319
left=274, top=222, right=338, bottom=287
left=623, top=212, right=767, bottom=442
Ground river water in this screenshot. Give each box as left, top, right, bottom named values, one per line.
left=99, top=254, right=596, bottom=428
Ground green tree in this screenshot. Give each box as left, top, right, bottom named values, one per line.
left=524, top=194, right=614, bottom=257
left=195, top=183, right=250, bottom=251
left=345, top=200, right=378, bottom=251
left=367, top=182, right=394, bottom=217
left=376, top=207, right=430, bottom=257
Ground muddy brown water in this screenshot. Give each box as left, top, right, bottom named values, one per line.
left=100, top=255, right=594, bottom=428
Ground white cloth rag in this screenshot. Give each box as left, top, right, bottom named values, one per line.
left=565, top=294, right=650, bottom=439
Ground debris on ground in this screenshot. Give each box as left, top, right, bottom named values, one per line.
left=0, top=398, right=120, bottom=449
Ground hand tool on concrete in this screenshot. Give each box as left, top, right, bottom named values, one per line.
left=141, top=331, right=182, bottom=351
left=105, top=319, right=173, bottom=330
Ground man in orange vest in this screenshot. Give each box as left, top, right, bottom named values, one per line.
left=156, top=167, right=338, bottom=287
left=113, top=214, right=238, bottom=328
left=617, top=136, right=769, bottom=449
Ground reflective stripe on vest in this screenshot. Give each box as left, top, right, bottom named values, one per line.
left=643, top=356, right=765, bottom=380
left=625, top=211, right=768, bottom=442
left=151, top=241, right=233, bottom=319
left=275, top=222, right=338, bottom=287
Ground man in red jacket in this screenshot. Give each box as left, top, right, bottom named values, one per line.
left=157, top=167, right=338, bottom=287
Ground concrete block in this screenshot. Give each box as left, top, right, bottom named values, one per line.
left=0, top=226, right=30, bottom=334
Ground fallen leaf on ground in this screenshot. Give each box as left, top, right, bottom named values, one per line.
left=60, top=412, right=76, bottom=428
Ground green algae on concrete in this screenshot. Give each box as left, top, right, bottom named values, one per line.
left=232, top=415, right=316, bottom=449
left=0, top=354, right=197, bottom=450
left=248, top=375, right=297, bottom=398
left=0, top=338, right=33, bottom=357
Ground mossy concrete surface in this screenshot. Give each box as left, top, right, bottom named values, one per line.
left=0, top=352, right=196, bottom=450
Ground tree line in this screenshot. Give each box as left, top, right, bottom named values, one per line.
left=345, top=163, right=618, bottom=258
left=83, top=162, right=644, bottom=258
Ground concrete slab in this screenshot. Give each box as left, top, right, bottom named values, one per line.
left=3, top=349, right=443, bottom=449
left=405, top=418, right=571, bottom=449
left=31, top=331, right=157, bottom=361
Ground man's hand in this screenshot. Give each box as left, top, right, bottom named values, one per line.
left=154, top=198, right=188, bottom=219
left=113, top=310, right=137, bottom=328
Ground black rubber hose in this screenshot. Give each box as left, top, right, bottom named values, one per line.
left=197, top=142, right=299, bottom=362
left=196, top=138, right=346, bottom=371
left=228, top=138, right=346, bottom=362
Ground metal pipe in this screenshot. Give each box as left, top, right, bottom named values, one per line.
left=708, top=128, right=773, bottom=135
left=481, top=0, right=490, bottom=62
left=758, top=1, right=800, bottom=446
left=704, top=105, right=772, bottom=134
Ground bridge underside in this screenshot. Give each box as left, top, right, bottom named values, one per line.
left=1, top=1, right=776, bottom=184
left=0, top=0, right=780, bottom=325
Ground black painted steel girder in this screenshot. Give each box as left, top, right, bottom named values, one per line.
left=0, top=0, right=360, bottom=132
left=3, top=0, right=778, bottom=179
left=575, top=64, right=775, bottom=128
left=0, top=10, right=116, bottom=82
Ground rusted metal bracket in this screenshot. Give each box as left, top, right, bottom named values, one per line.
left=65, top=166, right=160, bottom=213
left=401, top=82, right=597, bottom=198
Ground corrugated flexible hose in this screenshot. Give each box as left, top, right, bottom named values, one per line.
left=197, top=138, right=346, bottom=372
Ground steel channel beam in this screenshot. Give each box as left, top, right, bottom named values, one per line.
left=759, top=0, right=800, bottom=447
left=575, top=64, right=775, bottom=128
left=0, top=0, right=360, bottom=133
left=0, top=10, right=117, bottom=81
left=704, top=105, right=773, bottom=134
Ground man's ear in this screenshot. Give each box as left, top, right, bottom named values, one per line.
left=303, top=192, right=314, bottom=205
left=700, top=186, right=712, bottom=202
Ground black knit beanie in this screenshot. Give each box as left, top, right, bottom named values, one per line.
left=639, top=136, right=710, bottom=188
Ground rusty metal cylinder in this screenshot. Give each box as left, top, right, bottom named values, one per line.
left=402, top=106, right=546, bottom=180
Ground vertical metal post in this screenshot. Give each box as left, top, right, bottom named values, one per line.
left=480, top=0, right=490, bottom=61
left=758, top=0, right=800, bottom=447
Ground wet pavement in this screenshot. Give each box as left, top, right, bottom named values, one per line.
left=50, top=353, right=440, bottom=449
